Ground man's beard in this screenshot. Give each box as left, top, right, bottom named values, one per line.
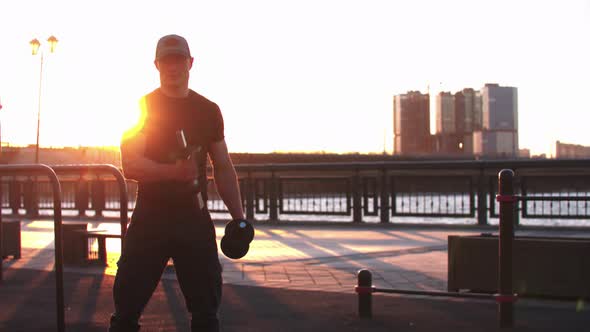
left=161, top=73, right=187, bottom=89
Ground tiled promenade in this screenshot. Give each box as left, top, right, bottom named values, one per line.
left=5, top=219, right=481, bottom=292
left=2, top=218, right=590, bottom=331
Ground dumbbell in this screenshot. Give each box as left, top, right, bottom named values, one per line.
left=221, top=219, right=255, bottom=259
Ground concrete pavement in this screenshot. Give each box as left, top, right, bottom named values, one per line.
left=2, top=219, right=590, bottom=331
left=4, top=219, right=479, bottom=293
left=5, top=219, right=590, bottom=293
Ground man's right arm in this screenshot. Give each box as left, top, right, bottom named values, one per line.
left=120, top=133, right=196, bottom=182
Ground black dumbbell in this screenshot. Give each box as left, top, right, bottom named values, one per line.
left=221, top=219, right=255, bottom=259
left=225, top=219, right=255, bottom=243
left=220, top=237, right=249, bottom=260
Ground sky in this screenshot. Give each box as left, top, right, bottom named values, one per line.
left=0, top=0, right=588, bottom=156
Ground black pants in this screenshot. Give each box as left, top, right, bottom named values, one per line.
left=109, top=207, right=222, bottom=332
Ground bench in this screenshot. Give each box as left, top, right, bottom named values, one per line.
left=63, top=222, right=90, bottom=265
left=63, top=222, right=122, bottom=266
left=75, top=230, right=122, bottom=266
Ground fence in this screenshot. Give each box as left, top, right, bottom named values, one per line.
left=0, top=164, right=65, bottom=332
left=0, top=164, right=129, bottom=332
left=355, top=170, right=518, bottom=328
left=2, top=159, right=590, bottom=226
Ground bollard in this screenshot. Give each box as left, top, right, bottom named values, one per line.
left=496, top=169, right=517, bottom=328
left=356, top=269, right=373, bottom=318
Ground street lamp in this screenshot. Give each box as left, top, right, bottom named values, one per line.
left=30, top=35, right=58, bottom=164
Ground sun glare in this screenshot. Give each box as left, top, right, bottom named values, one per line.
left=121, top=97, right=147, bottom=143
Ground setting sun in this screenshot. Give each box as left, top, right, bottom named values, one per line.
left=120, top=97, right=147, bottom=144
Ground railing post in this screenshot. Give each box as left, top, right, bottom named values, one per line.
left=9, top=180, right=20, bottom=215
left=91, top=178, right=105, bottom=218
left=24, top=177, right=39, bottom=217
left=269, top=172, right=278, bottom=221
left=352, top=170, right=362, bottom=223
left=477, top=170, right=488, bottom=226
left=513, top=176, right=521, bottom=227
left=497, top=169, right=515, bottom=329
left=75, top=178, right=89, bottom=217
left=379, top=169, right=390, bottom=223
left=245, top=174, right=255, bottom=221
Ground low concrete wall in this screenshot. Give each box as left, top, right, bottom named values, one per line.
left=448, top=234, right=590, bottom=298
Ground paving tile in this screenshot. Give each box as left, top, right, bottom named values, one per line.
left=11, top=220, right=577, bottom=297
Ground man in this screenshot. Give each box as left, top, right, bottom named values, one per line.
left=110, top=34, right=245, bottom=332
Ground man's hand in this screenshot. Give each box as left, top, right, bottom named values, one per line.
left=174, top=158, right=198, bottom=183
left=122, top=131, right=196, bottom=183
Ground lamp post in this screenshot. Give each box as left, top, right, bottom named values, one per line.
left=28, top=36, right=57, bottom=217
left=30, top=35, right=58, bottom=164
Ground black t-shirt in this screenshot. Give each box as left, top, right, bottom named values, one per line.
left=135, top=88, right=224, bottom=212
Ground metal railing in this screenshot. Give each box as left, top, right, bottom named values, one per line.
left=50, top=164, right=128, bottom=237
left=0, top=164, right=65, bottom=332
left=2, top=159, right=590, bottom=227
left=0, top=164, right=128, bottom=332
left=355, top=168, right=518, bottom=328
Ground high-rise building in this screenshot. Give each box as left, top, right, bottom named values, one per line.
left=458, top=88, right=482, bottom=132
left=555, top=141, right=590, bottom=159
left=473, top=84, right=518, bottom=158
left=436, top=92, right=455, bottom=134
left=454, top=88, right=482, bottom=154
left=471, top=90, right=483, bottom=132
left=393, top=91, right=431, bottom=155
left=482, top=83, right=518, bottom=131
left=434, top=92, right=460, bottom=154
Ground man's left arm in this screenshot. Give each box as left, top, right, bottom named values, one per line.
left=208, top=139, right=245, bottom=220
